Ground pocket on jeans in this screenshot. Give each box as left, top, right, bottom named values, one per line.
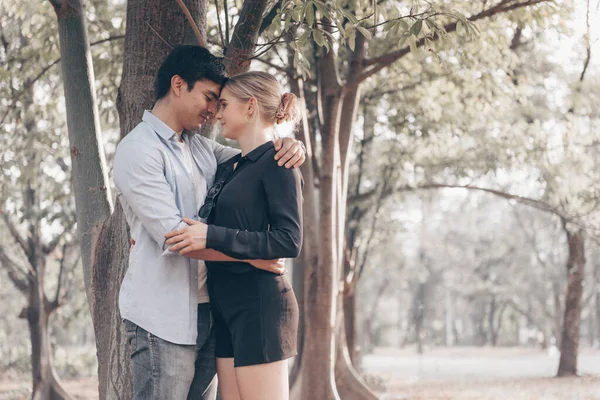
left=123, top=319, right=137, bottom=355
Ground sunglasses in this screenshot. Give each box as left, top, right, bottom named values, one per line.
left=199, top=181, right=224, bottom=220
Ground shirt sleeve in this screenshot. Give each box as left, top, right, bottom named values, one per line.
left=113, top=140, right=187, bottom=250
left=206, top=164, right=303, bottom=260
left=210, top=138, right=241, bottom=164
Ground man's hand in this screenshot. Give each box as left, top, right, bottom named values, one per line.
left=273, top=137, right=306, bottom=169
left=164, top=217, right=208, bottom=254
left=248, top=258, right=286, bottom=275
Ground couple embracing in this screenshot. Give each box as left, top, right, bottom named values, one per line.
left=113, top=45, right=305, bottom=400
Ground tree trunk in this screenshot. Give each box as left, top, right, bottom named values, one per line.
left=488, top=296, right=497, bottom=346
left=28, top=272, right=73, bottom=400
left=288, top=73, right=319, bottom=388
left=117, top=0, right=208, bottom=136
left=296, top=29, right=342, bottom=399
left=18, top=83, right=73, bottom=400
left=344, top=286, right=358, bottom=366
left=557, top=223, right=585, bottom=377
left=50, top=0, right=113, bottom=299
left=53, top=0, right=210, bottom=398
left=596, top=290, right=600, bottom=346
left=222, top=0, right=269, bottom=75
left=414, top=282, right=425, bottom=354
left=444, top=288, right=455, bottom=346
left=335, top=290, right=378, bottom=400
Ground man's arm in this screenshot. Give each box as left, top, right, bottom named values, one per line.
left=210, top=136, right=307, bottom=168
left=113, top=140, right=187, bottom=250
left=185, top=249, right=286, bottom=274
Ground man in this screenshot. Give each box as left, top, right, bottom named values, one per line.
left=113, top=45, right=306, bottom=400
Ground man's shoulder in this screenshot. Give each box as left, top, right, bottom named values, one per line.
left=189, top=133, right=217, bottom=148
left=117, top=122, right=162, bottom=150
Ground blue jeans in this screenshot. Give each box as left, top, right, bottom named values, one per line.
left=124, top=303, right=217, bottom=400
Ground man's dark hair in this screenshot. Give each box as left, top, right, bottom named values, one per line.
left=154, top=45, right=228, bottom=101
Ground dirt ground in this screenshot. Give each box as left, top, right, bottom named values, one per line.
left=1, top=347, right=599, bottom=399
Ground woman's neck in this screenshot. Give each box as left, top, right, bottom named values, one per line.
left=238, top=127, right=273, bottom=156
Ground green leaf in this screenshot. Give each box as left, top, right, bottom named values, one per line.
left=408, top=35, right=418, bottom=54
left=389, top=21, right=401, bottom=37
left=305, top=2, right=315, bottom=27
left=341, top=9, right=359, bottom=24
left=336, top=21, right=346, bottom=37
left=313, top=29, right=326, bottom=47
left=284, top=10, right=293, bottom=31
left=292, top=6, right=303, bottom=22
left=348, top=29, right=356, bottom=51
left=410, top=19, right=423, bottom=37
left=314, top=2, right=331, bottom=20
left=356, top=26, right=372, bottom=40
left=398, top=19, right=410, bottom=31
left=456, top=21, right=464, bottom=36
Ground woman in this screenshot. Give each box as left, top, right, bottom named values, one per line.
left=165, top=71, right=303, bottom=400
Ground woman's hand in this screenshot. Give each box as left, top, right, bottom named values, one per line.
left=165, top=217, right=208, bottom=254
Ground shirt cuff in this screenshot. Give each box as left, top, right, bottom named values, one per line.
left=161, top=220, right=188, bottom=256
left=207, top=224, right=231, bottom=253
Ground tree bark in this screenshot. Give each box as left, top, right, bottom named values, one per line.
left=344, top=286, right=358, bottom=366
left=223, top=0, right=269, bottom=75
left=557, top=222, right=585, bottom=377
left=53, top=0, right=210, bottom=398
left=296, top=28, right=343, bottom=399
left=117, top=0, right=208, bottom=136
left=16, top=69, right=74, bottom=400
left=288, top=72, right=319, bottom=388
left=28, top=272, right=74, bottom=400
left=50, top=0, right=113, bottom=300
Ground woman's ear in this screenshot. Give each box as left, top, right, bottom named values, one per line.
left=248, top=97, right=257, bottom=113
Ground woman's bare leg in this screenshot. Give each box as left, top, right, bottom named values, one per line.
left=216, top=358, right=241, bottom=400
left=235, top=360, right=289, bottom=400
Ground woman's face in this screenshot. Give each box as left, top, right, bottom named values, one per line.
left=216, top=87, right=251, bottom=140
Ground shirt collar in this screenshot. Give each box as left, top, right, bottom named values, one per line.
left=142, top=110, right=178, bottom=141
left=244, top=141, right=274, bottom=162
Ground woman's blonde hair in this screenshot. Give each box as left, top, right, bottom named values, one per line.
left=224, top=71, right=302, bottom=125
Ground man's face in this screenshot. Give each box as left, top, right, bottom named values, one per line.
left=176, top=78, right=221, bottom=131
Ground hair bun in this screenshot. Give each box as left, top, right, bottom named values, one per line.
left=275, top=93, right=298, bottom=124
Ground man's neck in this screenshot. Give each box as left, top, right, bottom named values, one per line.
left=152, top=101, right=184, bottom=138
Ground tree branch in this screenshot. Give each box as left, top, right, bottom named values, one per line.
left=42, top=219, right=75, bottom=255
left=50, top=242, right=68, bottom=313
left=259, top=0, right=284, bottom=35
left=215, top=0, right=226, bottom=48
left=0, top=247, right=29, bottom=293
left=0, top=35, right=125, bottom=127
left=360, top=0, right=552, bottom=82
left=224, top=0, right=270, bottom=74
left=1, top=212, right=28, bottom=255
left=579, top=0, right=592, bottom=82
left=175, top=0, right=206, bottom=46
left=253, top=56, right=287, bottom=72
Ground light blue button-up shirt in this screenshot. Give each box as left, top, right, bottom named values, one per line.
left=113, top=111, right=239, bottom=345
